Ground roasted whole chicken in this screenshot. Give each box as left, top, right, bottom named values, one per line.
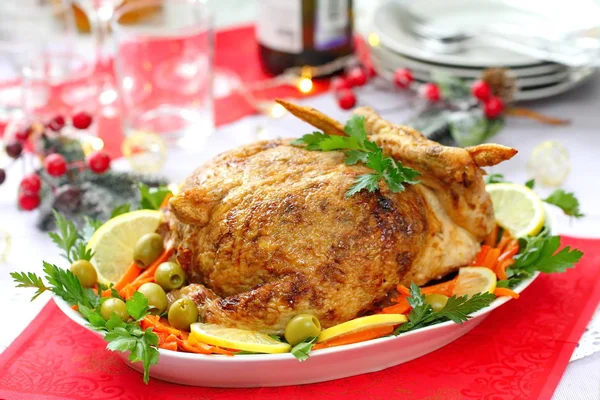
left=167, top=101, right=517, bottom=334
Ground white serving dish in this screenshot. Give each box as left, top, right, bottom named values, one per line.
left=55, top=272, right=538, bottom=387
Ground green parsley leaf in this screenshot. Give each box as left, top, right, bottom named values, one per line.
left=139, top=183, right=172, bottom=211
left=343, top=114, right=368, bottom=142
left=127, top=291, right=150, bottom=321
left=345, top=173, right=381, bottom=197
left=111, top=203, right=132, bottom=218
left=10, top=271, right=49, bottom=301
left=508, top=234, right=583, bottom=281
left=344, top=150, right=369, bottom=165
left=435, top=292, right=496, bottom=324
left=290, top=336, right=318, bottom=362
left=394, top=283, right=495, bottom=335
left=293, top=116, right=420, bottom=197
left=71, top=242, right=94, bottom=262
left=544, top=189, right=584, bottom=218
left=525, top=179, right=536, bottom=189
left=49, top=210, right=79, bottom=263
left=42, top=261, right=98, bottom=308
left=485, top=173, right=506, bottom=185
left=79, top=304, right=107, bottom=329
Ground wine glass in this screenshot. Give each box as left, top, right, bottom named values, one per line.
left=70, top=0, right=124, bottom=107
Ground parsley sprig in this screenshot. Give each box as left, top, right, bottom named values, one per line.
left=48, top=211, right=96, bottom=263
left=394, top=283, right=496, bottom=335
left=290, top=336, right=318, bottom=362
left=497, top=228, right=583, bottom=288
left=292, top=115, right=420, bottom=197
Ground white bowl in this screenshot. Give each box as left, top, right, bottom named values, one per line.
left=54, top=272, right=538, bottom=387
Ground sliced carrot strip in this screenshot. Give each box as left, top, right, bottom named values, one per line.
left=107, top=262, right=143, bottom=295
left=396, top=284, right=411, bottom=296
left=135, top=247, right=174, bottom=283
left=481, top=248, right=501, bottom=270
left=484, top=225, right=499, bottom=247
left=159, top=342, right=178, bottom=351
left=473, top=245, right=491, bottom=266
left=313, top=325, right=394, bottom=350
left=381, top=297, right=411, bottom=314
left=494, top=287, right=520, bottom=299
left=497, top=240, right=519, bottom=264
left=495, top=258, right=514, bottom=281
left=421, top=276, right=458, bottom=297
left=160, top=193, right=174, bottom=209
left=496, top=230, right=513, bottom=253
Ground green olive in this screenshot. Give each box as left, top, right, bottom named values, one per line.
left=154, top=262, right=186, bottom=291
left=133, top=233, right=164, bottom=268
left=100, top=298, right=129, bottom=321
left=137, top=282, right=168, bottom=314
left=167, top=298, right=198, bottom=331
left=425, top=293, right=449, bottom=312
left=284, top=314, right=322, bottom=346
left=70, top=260, right=98, bottom=288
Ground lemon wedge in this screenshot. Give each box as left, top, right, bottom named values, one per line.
left=486, top=183, right=545, bottom=238
left=87, top=210, right=163, bottom=284
left=453, top=267, right=497, bottom=297
left=317, top=314, right=407, bottom=344
left=189, top=323, right=291, bottom=354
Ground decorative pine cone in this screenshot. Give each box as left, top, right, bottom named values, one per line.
left=481, top=68, right=517, bottom=104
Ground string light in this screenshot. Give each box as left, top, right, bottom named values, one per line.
left=368, top=32, right=380, bottom=47
left=168, top=183, right=180, bottom=195
left=268, top=102, right=287, bottom=118
left=297, top=77, right=313, bottom=94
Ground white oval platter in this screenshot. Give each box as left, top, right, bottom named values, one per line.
left=55, top=271, right=538, bottom=387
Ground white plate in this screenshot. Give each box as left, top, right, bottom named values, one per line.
left=373, top=0, right=600, bottom=68
left=370, top=45, right=571, bottom=88
left=55, top=272, right=539, bottom=387
left=372, top=60, right=596, bottom=101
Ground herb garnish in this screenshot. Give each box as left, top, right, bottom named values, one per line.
left=292, top=115, right=420, bottom=197
left=394, top=283, right=496, bottom=335
left=290, top=336, right=318, bottom=362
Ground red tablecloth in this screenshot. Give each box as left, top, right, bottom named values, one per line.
left=1, top=236, right=598, bottom=400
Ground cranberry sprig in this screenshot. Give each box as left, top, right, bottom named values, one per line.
left=1, top=111, right=112, bottom=212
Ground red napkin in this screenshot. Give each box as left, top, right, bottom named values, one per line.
left=1, top=236, right=599, bottom=400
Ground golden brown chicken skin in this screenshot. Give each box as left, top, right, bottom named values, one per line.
left=167, top=106, right=516, bottom=334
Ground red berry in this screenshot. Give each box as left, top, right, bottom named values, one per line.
left=88, top=151, right=111, bottom=174
left=72, top=111, right=93, bottom=130
left=47, top=115, right=65, bottom=132
left=15, top=127, right=32, bottom=142
left=44, top=153, right=68, bottom=177
left=0, top=168, right=5, bottom=185
left=393, top=68, right=413, bottom=89
left=331, top=76, right=350, bottom=92
left=420, top=83, right=441, bottom=102
left=347, top=67, right=368, bottom=87
left=18, top=192, right=41, bottom=211
left=5, top=141, right=23, bottom=159
left=337, top=89, right=357, bottom=110
left=20, top=174, right=42, bottom=193
left=366, top=63, right=377, bottom=78
left=471, top=80, right=491, bottom=102
left=484, top=96, right=505, bottom=119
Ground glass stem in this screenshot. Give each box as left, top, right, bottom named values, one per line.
left=90, top=6, right=113, bottom=70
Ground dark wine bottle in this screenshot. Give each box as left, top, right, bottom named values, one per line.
left=257, top=0, right=354, bottom=75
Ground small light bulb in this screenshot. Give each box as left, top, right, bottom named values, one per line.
left=298, top=77, right=313, bottom=93
left=269, top=103, right=287, bottom=118
left=91, top=137, right=105, bottom=151
left=368, top=32, right=380, bottom=47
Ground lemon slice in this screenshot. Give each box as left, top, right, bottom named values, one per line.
left=189, top=323, right=291, bottom=354
left=486, top=183, right=545, bottom=238
left=318, top=314, right=407, bottom=344
left=87, top=210, right=163, bottom=284
left=453, top=267, right=497, bottom=297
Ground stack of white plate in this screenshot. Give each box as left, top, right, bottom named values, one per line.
left=370, top=0, right=597, bottom=101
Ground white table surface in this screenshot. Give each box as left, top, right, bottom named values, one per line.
left=2, top=0, right=600, bottom=398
